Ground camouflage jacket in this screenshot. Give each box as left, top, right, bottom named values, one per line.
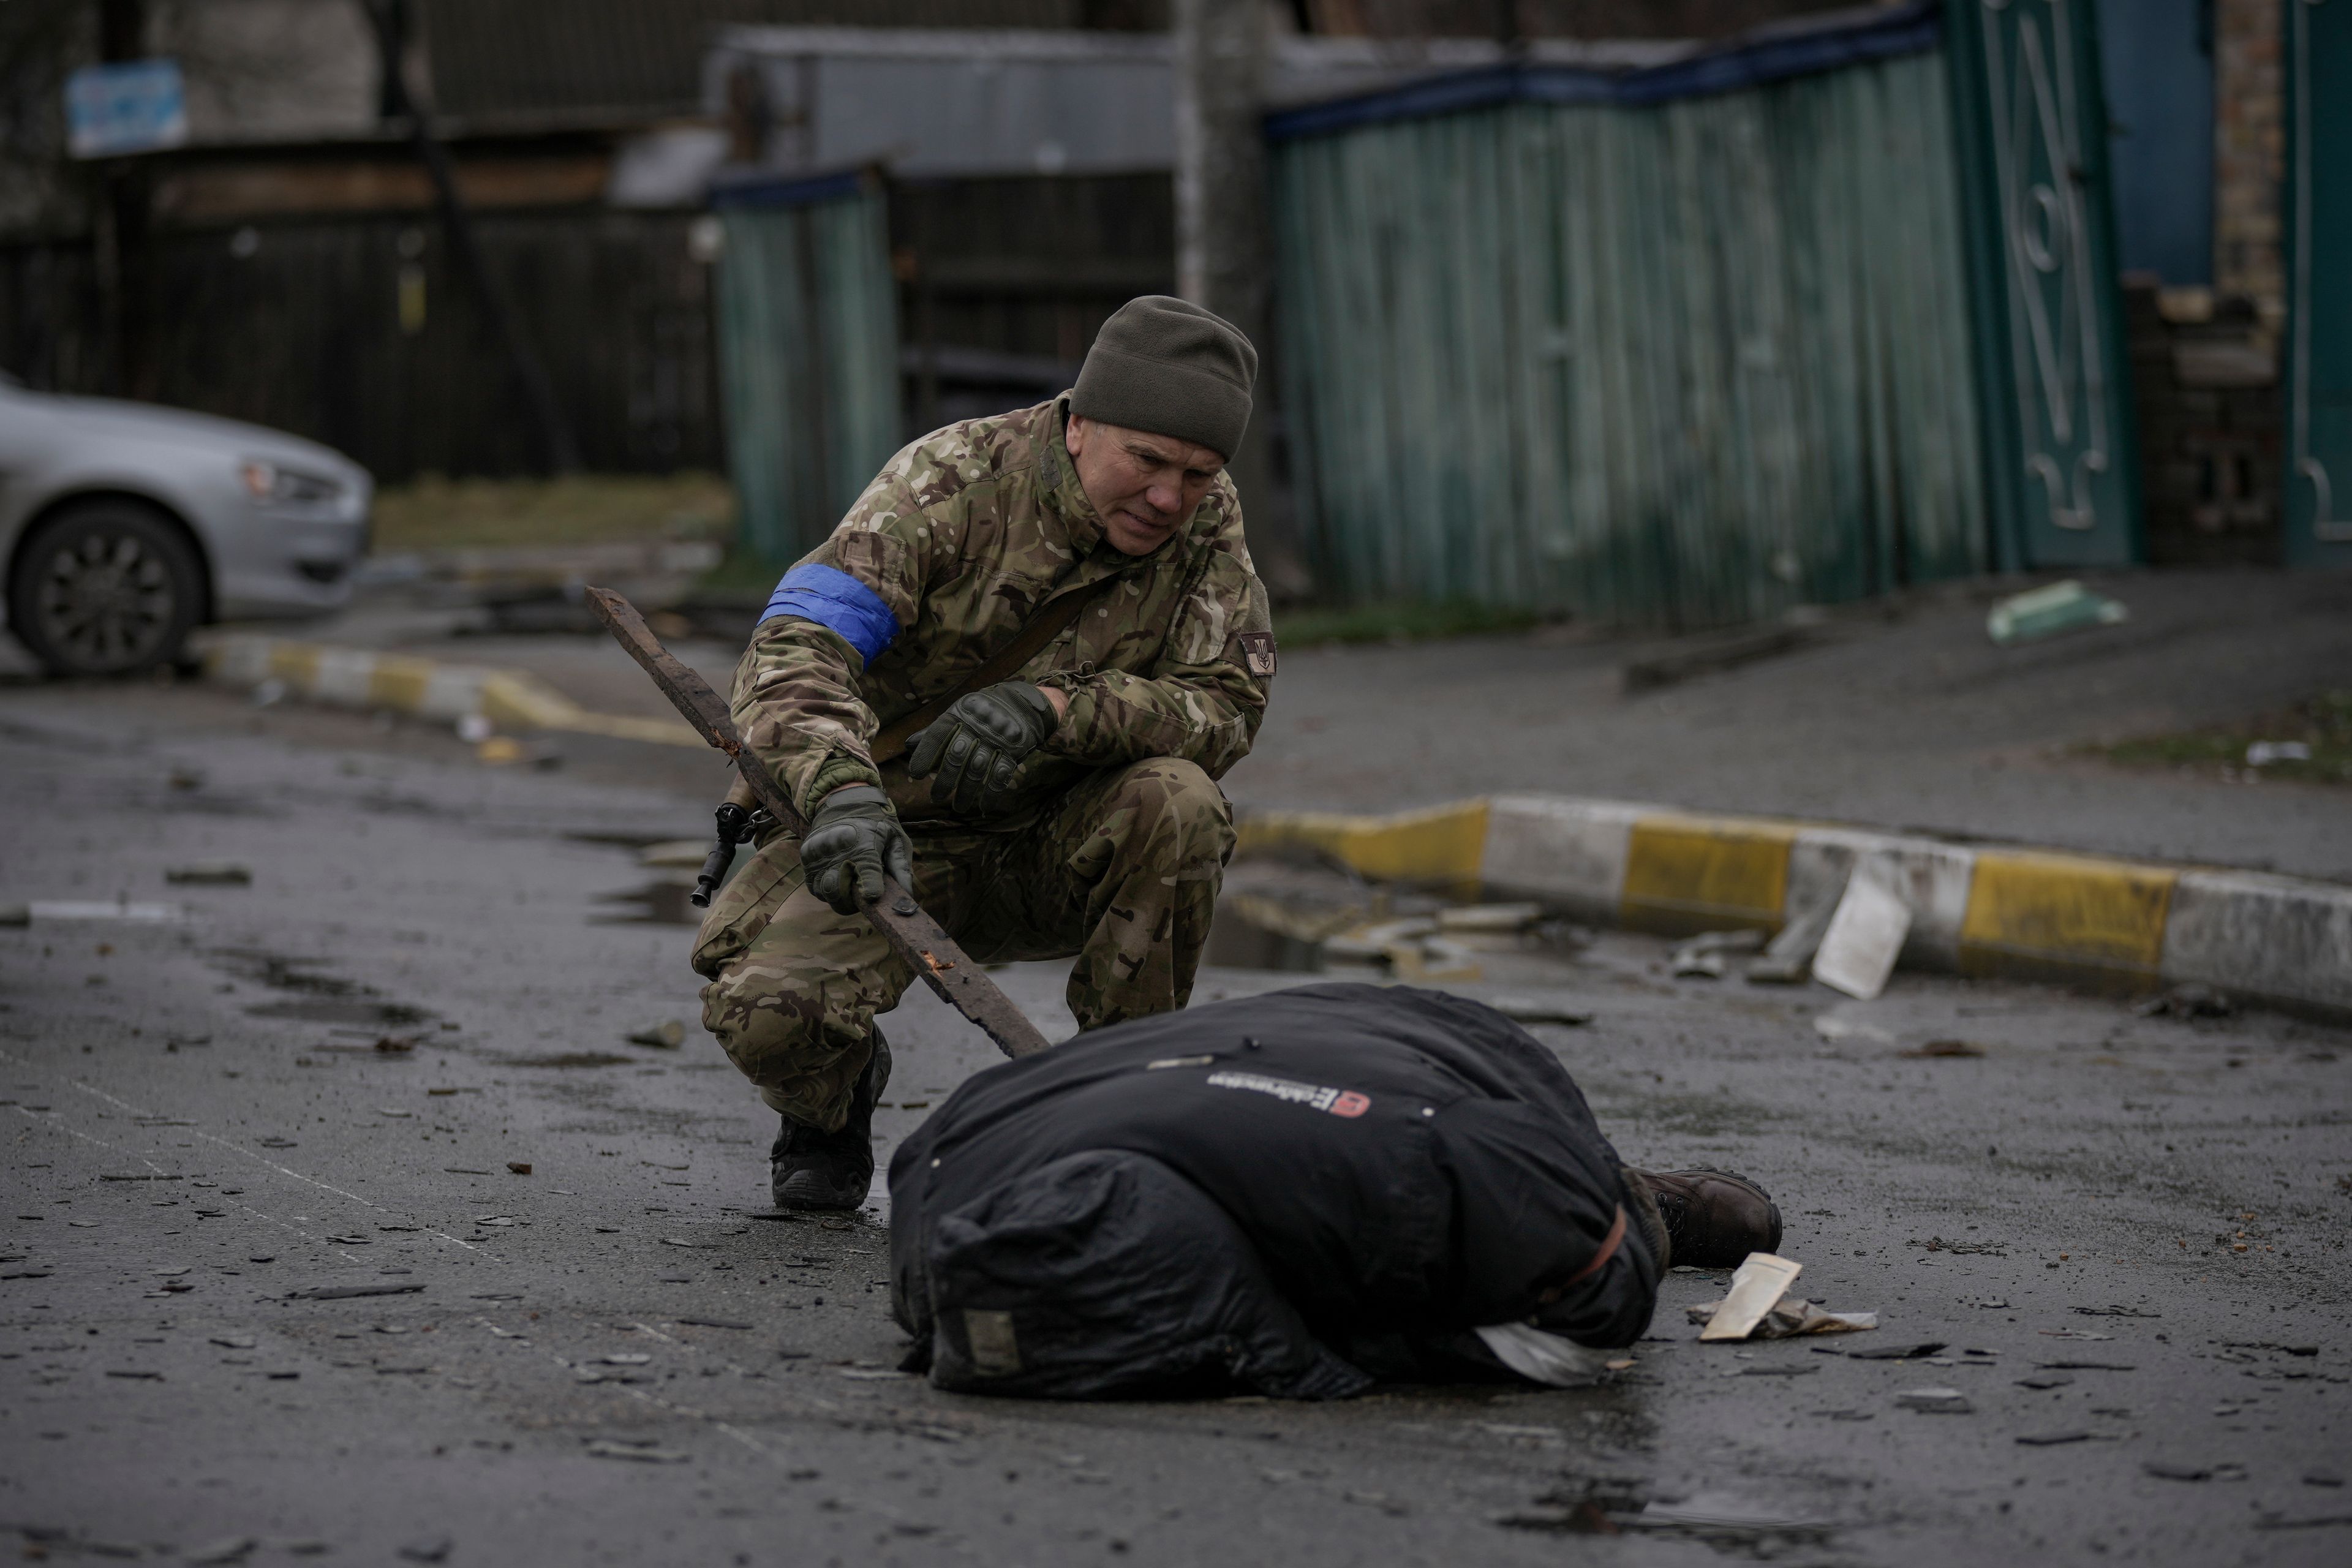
left=731, top=398, right=1275, bottom=829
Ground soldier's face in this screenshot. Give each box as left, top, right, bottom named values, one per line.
left=1065, top=414, right=1226, bottom=556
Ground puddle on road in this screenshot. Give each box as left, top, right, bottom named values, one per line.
left=245, top=995, right=434, bottom=1027
left=503, top=1052, right=638, bottom=1069
left=594, top=881, right=702, bottom=926
left=211, top=948, right=437, bottom=1030
left=1505, top=1474, right=1834, bottom=1553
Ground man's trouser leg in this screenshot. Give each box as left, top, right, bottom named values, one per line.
left=692, top=755, right=1235, bottom=1122
left=947, top=756, right=1235, bottom=1031
left=691, top=832, right=921, bottom=1133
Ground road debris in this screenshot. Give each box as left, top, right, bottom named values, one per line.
left=2134, top=983, right=2233, bottom=1019
left=507, top=1161, right=532, bottom=1175
left=1847, top=1341, right=1947, bottom=1360
left=1695, top=1254, right=1805, bottom=1341
left=1483, top=995, right=1594, bottom=1027
left=1668, top=929, right=1763, bottom=979
left=1811, top=870, right=1910, bottom=1000
left=1894, top=1387, right=1972, bottom=1414
left=584, top=1438, right=688, bottom=1463
left=1986, top=579, right=2127, bottom=644
left=1691, top=1295, right=1877, bottom=1339
left=287, top=1283, right=424, bottom=1300
left=186, top=1537, right=258, bottom=1564
left=2015, top=1430, right=2100, bottom=1446
left=2143, top=1461, right=2242, bottom=1483
left=627, top=1020, right=687, bottom=1049
left=396, top=1536, right=454, bottom=1562
left=1902, top=1039, right=1987, bottom=1058
left=1436, top=903, right=1542, bottom=934
left=18, top=900, right=181, bottom=922
left=1812, top=1011, right=1898, bottom=1047
left=1615, top=1491, right=1831, bottom=1541
left=165, top=863, right=252, bottom=886
left=1745, top=883, right=1841, bottom=984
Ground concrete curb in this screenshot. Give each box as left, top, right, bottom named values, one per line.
left=197, top=634, right=704, bottom=748
left=1236, top=794, right=2352, bottom=1018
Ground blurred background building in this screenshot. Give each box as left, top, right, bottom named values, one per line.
left=0, top=2, right=2342, bottom=620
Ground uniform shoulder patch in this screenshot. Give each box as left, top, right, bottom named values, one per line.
left=1237, top=631, right=1277, bottom=677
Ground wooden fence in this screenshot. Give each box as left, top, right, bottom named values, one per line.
left=1268, top=8, right=1989, bottom=627
left=0, top=209, right=725, bottom=484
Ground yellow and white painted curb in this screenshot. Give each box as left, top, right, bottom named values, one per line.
left=1237, top=795, right=2352, bottom=1017
left=197, top=635, right=703, bottom=748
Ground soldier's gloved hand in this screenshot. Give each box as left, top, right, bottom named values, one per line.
left=799, top=785, right=914, bottom=916
left=905, top=680, right=1060, bottom=818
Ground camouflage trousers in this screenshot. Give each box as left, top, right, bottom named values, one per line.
left=691, top=757, right=1235, bottom=1130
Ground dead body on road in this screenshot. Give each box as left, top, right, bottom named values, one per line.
left=695, top=296, right=1276, bottom=1210
left=889, top=984, right=1783, bottom=1396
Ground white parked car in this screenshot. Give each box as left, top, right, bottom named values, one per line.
left=0, top=374, right=372, bottom=676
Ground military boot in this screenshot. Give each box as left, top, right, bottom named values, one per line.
left=1625, top=1166, right=1782, bottom=1269
left=770, top=1031, right=892, bottom=1212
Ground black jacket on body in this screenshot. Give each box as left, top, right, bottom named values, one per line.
left=887, top=983, right=1659, bottom=1399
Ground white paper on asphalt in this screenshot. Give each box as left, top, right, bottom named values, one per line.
left=1698, top=1252, right=1804, bottom=1341
left=1811, top=867, right=1912, bottom=1000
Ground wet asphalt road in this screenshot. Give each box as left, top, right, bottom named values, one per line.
left=2, top=680, right=2349, bottom=1567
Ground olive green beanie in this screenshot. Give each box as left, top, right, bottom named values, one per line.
left=1069, top=295, right=1257, bottom=461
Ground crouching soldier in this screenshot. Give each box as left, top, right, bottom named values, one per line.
left=693, top=297, right=1277, bottom=1210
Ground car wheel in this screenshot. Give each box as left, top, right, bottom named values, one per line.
left=8, top=501, right=206, bottom=677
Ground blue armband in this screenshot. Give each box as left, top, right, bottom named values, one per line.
left=761, top=564, right=901, bottom=665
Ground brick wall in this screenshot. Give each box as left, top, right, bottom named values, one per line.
left=2124, top=274, right=2280, bottom=567
left=2213, top=0, right=2284, bottom=334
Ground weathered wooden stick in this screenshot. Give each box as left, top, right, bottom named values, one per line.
left=582, top=586, right=1051, bottom=1060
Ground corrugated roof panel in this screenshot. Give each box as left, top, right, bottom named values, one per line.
left=419, top=0, right=1088, bottom=121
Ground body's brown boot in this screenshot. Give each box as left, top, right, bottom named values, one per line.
left=1626, top=1167, right=1781, bottom=1268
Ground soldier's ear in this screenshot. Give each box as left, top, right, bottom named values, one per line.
left=1065, top=413, right=1091, bottom=458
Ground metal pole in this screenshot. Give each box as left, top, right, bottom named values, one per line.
left=1174, top=0, right=1313, bottom=595
left=360, top=0, right=581, bottom=475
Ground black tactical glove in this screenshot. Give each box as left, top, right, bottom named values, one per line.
left=799, top=785, right=914, bottom=916
left=905, top=680, right=1060, bottom=818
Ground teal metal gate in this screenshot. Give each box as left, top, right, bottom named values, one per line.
left=2285, top=0, right=2352, bottom=566
left=1265, top=7, right=1985, bottom=628
left=1945, top=0, right=2143, bottom=568
left=712, top=170, right=902, bottom=564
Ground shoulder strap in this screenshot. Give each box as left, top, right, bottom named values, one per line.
left=869, top=574, right=1118, bottom=764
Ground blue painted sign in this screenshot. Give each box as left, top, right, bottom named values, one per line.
left=66, top=58, right=188, bottom=159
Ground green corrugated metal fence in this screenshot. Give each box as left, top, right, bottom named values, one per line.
left=1270, top=42, right=1989, bottom=627
left=714, top=171, right=902, bottom=563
